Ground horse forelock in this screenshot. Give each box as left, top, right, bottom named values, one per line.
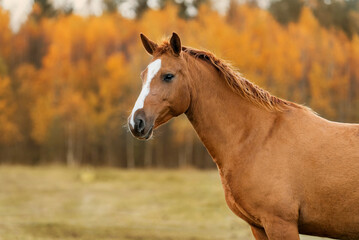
left=154, top=40, right=174, bottom=56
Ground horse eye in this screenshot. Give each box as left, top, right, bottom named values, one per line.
left=163, top=74, right=174, bottom=82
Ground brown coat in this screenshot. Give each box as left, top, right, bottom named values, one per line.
left=129, top=33, right=359, bottom=240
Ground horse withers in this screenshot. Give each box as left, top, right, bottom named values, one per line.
left=128, top=32, right=359, bottom=240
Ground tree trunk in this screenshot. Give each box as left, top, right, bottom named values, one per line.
left=66, top=122, right=76, bottom=167
left=126, top=132, right=135, bottom=168
left=156, top=139, right=164, bottom=168
left=185, top=134, right=193, bottom=167
left=179, top=133, right=194, bottom=168
left=105, top=128, right=115, bottom=166
left=144, top=140, right=153, bottom=168
left=178, top=146, right=185, bottom=168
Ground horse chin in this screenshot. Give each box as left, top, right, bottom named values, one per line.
left=145, top=129, right=153, bottom=140
left=140, top=126, right=153, bottom=140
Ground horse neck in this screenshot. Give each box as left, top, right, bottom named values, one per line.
left=184, top=56, right=276, bottom=167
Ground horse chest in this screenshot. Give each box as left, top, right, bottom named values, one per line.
left=218, top=170, right=261, bottom=227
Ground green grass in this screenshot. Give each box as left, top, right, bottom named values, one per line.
left=0, top=166, right=326, bottom=240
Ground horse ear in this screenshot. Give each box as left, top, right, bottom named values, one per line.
left=170, top=32, right=181, bottom=56
left=140, top=33, right=158, bottom=55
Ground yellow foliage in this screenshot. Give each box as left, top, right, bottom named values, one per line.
left=0, top=3, right=358, bottom=147
left=0, top=9, right=12, bottom=60
left=31, top=95, right=55, bottom=143
left=0, top=76, right=21, bottom=143
left=308, top=63, right=335, bottom=117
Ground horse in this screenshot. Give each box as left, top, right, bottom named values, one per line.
left=128, top=32, right=359, bottom=240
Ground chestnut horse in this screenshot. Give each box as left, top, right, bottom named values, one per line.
left=128, top=32, right=359, bottom=240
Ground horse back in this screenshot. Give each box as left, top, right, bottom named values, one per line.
left=289, top=112, right=359, bottom=238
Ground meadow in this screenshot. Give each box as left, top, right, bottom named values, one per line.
left=0, top=166, right=326, bottom=240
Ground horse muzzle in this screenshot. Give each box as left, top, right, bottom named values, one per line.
left=128, top=110, right=154, bottom=140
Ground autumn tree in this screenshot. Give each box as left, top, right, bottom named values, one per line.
left=0, top=1, right=359, bottom=167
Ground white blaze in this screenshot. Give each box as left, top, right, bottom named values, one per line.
left=130, top=59, right=162, bottom=128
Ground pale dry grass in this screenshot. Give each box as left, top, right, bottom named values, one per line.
left=0, top=166, right=327, bottom=240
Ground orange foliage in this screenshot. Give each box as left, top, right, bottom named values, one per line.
left=0, top=3, right=358, bottom=160
left=0, top=76, right=21, bottom=143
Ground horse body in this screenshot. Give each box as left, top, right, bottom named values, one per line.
left=129, top=33, right=359, bottom=239
left=184, top=53, right=359, bottom=239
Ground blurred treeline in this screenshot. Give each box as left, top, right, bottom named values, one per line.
left=0, top=0, right=359, bottom=167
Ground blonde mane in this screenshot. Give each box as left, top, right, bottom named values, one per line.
left=156, top=42, right=302, bottom=112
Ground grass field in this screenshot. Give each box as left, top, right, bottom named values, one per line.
left=0, top=166, right=327, bottom=240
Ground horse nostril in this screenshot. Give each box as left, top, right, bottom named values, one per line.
left=135, top=115, right=146, bottom=134
left=138, top=118, right=145, bottom=132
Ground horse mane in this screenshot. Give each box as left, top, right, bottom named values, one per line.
left=156, top=41, right=302, bottom=112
